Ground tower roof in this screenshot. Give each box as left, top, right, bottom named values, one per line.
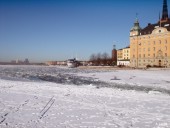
left=161, top=0, right=169, bottom=20
left=130, top=19, right=141, bottom=31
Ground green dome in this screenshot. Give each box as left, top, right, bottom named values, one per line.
left=131, top=19, right=141, bottom=31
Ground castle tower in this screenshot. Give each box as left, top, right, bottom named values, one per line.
left=161, top=0, right=169, bottom=21
left=112, top=45, right=117, bottom=62
left=130, top=17, right=141, bottom=37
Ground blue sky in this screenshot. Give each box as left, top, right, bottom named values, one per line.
left=0, top=0, right=169, bottom=62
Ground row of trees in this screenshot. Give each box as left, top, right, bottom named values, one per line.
left=89, top=52, right=115, bottom=66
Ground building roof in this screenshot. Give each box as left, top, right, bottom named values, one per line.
left=140, top=0, right=170, bottom=35
left=117, top=46, right=130, bottom=51
left=140, top=19, right=170, bottom=35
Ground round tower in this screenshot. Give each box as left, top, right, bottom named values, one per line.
left=112, top=45, right=117, bottom=61
left=130, top=17, right=141, bottom=36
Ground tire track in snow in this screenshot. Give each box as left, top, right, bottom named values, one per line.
left=39, top=96, right=55, bottom=119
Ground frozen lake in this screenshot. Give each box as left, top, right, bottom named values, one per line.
left=0, top=65, right=170, bottom=128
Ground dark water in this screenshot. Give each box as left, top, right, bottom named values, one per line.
left=0, top=65, right=170, bottom=95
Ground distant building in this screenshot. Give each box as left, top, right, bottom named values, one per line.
left=123, top=46, right=130, bottom=60
left=16, top=59, right=23, bottom=64
left=24, top=58, right=29, bottom=64
left=130, top=0, right=170, bottom=68
left=11, top=60, right=16, bottom=64
left=46, top=61, right=67, bottom=66
left=117, top=46, right=130, bottom=66
left=112, top=45, right=117, bottom=63
left=117, top=49, right=123, bottom=61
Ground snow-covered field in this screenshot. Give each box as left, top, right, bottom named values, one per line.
left=0, top=65, right=170, bottom=128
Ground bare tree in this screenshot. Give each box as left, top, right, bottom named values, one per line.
left=90, top=54, right=96, bottom=61
left=89, top=54, right=97, bottom=65
left=101, top=52, right=109, bottom=65
left=89, top=52, right=113, bottom=66
left=96, top=53, right=101, bottom=66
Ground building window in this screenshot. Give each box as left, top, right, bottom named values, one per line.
left=159, top=40, right=161, bottom=44
left=139, top=54, right=141, bottom=58
left=153, top=47, right=155, bottom=51
left=148, top=48, right=150, bottom=51
left=153, top=53, right=155, bottom=57
left=148, top=54, right=150, bottom=57
left=165, top=40, right=167, bottom=44
left=153, top=41, right=156, bottom=45
left=165, top=46, right=167, bottom=51
left=165, top=53, right=167, bottom=57
left=143, top=54, right=145, bottom=57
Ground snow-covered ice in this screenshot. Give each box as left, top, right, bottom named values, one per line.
left=0, top=65, right=170, bottom=128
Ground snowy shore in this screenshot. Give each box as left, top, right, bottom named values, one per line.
left=0, top=65, right=170, bottom=128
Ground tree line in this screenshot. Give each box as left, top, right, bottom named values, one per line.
left=89, top=52, right=115, bottom=66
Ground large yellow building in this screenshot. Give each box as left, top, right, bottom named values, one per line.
left=130, top=0, right=170, bottom=68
